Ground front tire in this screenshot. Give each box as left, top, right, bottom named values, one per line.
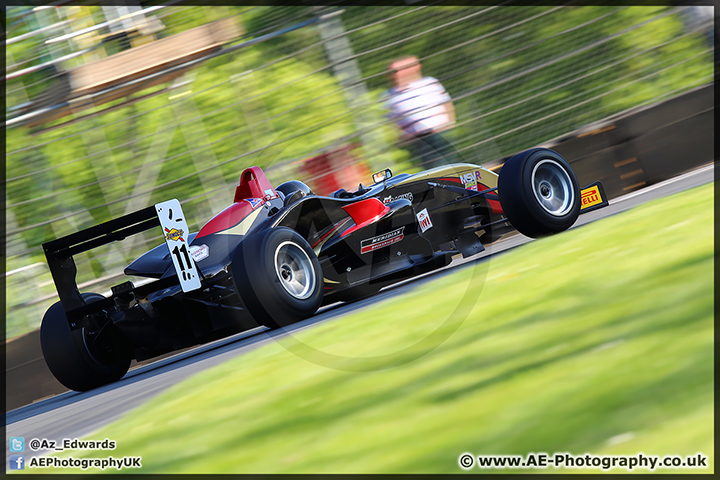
left=40, top=293, right=131, bottom=392
left=498, top=148, right=580, bottom=238
left=232, top=227, right=324, bottom=328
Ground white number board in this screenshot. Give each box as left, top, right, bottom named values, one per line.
left=155, top=199, right=202, bottom=292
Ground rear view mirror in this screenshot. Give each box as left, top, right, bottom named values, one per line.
left=373, top=169, right=392, bottom=184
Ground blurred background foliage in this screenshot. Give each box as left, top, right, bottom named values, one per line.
left=4, top=5, right=713, bottom=338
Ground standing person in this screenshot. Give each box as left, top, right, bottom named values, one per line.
left=385, top=55, right=460, bottom=168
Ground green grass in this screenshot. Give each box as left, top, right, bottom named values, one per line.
left=36, top=183, right=713, bottom=474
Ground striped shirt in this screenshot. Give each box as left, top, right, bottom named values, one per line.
left=385, top=76, right=452, bottom=135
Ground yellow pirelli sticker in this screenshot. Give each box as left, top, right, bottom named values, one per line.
left=580, top=185, right=603, bottom=209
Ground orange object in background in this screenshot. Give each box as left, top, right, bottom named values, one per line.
left=301, top=143, right=372, bottom=196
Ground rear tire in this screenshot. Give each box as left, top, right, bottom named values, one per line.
left=498, top=148, right=580, bottom=238
left=232, top=227, right=323, bottom=328
left=40, top=293, right=131, bottom=392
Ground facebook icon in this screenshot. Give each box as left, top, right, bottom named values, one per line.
left=9, top=455, right=25, bottom=470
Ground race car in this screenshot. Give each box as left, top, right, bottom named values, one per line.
left=40, top=147, right=608, bottom=391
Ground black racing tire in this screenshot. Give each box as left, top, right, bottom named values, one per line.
left=498, top=148, right=581, bottom=238
left=232, top=227, right=324, bottom=328
left=40, top=293, right=131, bottom=392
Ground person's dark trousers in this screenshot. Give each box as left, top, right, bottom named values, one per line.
left=409, top=131, right=461, bottom=169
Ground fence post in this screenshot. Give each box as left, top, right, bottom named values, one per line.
left=315, top=7, right=387, bottom=173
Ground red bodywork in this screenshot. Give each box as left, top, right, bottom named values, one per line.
left=196, top=202, right=258, bottom=238
left=197, top=167, right=277, bottom=238
left=234, top=166, right=277, bottom=203
left=340, top=197, right=391, bottom=237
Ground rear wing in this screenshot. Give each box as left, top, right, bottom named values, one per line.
left=42, top=199, right=199, bottom=328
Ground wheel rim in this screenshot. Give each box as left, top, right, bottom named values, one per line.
left=531, top=159, right=574, bottom=216
left=274, top=241, right=316, bottom=300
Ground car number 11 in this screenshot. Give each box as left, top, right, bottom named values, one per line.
left=155, top=199, right=202, bottom=292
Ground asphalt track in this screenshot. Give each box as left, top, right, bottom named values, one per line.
left=5, top=163, right=713, bottom=458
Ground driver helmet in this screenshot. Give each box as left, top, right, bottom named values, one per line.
left=275, top=180, right=314, bottom=201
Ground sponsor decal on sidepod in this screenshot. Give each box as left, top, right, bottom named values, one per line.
left=416, top=208, right=433, bottom=233
left=382, top=192, right=414, bottom=204
left=360, top=227, right=405, bottom=254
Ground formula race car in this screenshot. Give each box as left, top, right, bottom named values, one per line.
left=41, top=147, right=608, bottom=391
